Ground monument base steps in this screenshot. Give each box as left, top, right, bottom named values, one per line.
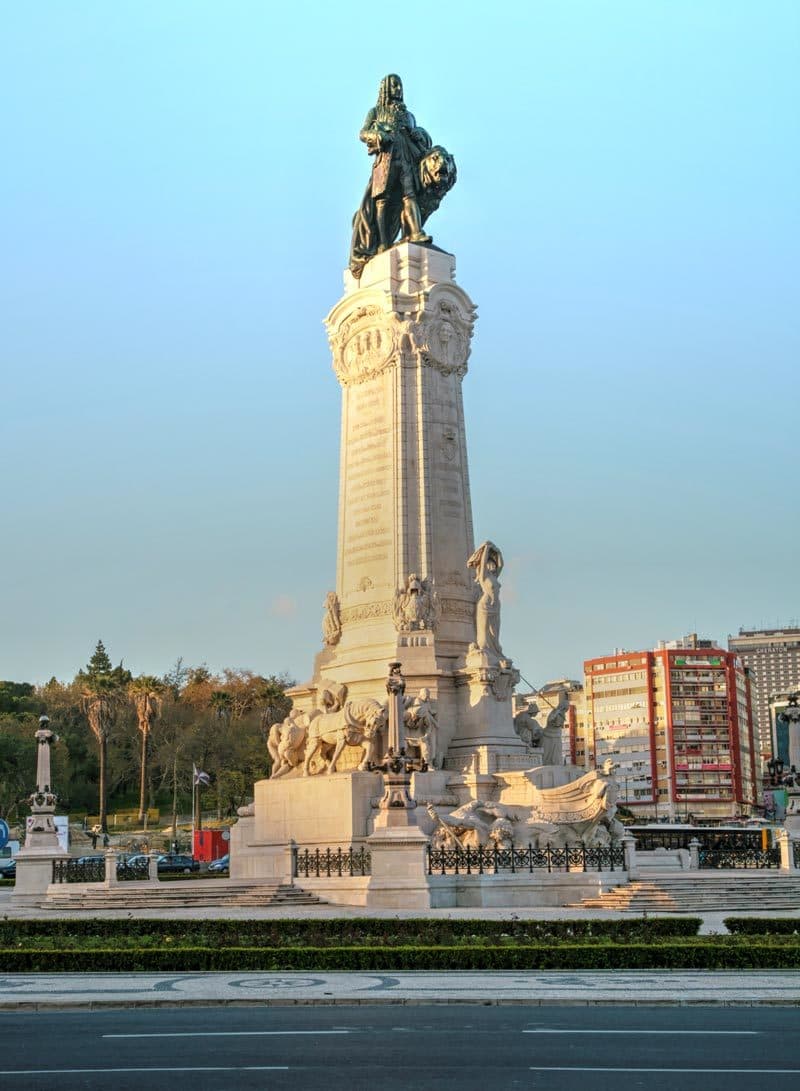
left=569, top=873, right=800, bottom=913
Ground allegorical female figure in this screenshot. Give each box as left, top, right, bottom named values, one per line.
left=467, top=540, right=505, bottom=661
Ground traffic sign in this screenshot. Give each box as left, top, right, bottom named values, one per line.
left=0, top=819, right=9, bottom=850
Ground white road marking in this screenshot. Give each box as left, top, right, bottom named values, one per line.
left=104, top=1030, right=348, bottom=1038
left=524, top=1029, right=757, bottom=1035
left=0, top=1067, right=289, bottom=1075
left=531, top=1067, right=800, bottom=1074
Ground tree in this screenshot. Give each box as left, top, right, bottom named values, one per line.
left=128, top=675, right=163, bottom=825
left=77, top=640, right=131, bottom=831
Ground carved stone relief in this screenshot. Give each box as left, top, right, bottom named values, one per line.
left=393, top=574, right=439, bottom=632
left=440, top=597, right=476, bottom=622
left=406, top=298, right=474, bottom=377
left=321, top=591, right=342, bottom=646
left=340, top=600, right=393, bottom=624
left=329, top=305, right=398, bottom=387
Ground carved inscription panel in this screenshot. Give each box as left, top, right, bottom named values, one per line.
left=340, top=374, right=394, bottom=598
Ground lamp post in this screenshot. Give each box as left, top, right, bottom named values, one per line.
left=767, top=756, right=785, bottom=786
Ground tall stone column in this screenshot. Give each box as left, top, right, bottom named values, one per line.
left=289, top=242, right=527, bottom=773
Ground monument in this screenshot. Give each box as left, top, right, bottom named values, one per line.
left=12, top=716, right=69, bottom=903
left=231, top=76, right=622, bottom=905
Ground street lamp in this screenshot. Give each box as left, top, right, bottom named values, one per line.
left=767, top=756, right=785, bottom=786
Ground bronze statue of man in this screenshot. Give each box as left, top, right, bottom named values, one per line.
left=349, top=75, right=457, bottom=279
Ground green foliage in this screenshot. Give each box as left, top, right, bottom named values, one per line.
left=0, top=917, right=701, bottom=946
left=0, top=716, right=37, bottom=817
left=0, top=681, right=37, bottom=718
left=3, top=939, right=800, bottom=973
left=78, top=639, right=132, bottom=695
left=13, top=917, right=797, bottom=973
left=1, top=655, right=294, bottom=824
left=724, top=917, right=800, bottom=935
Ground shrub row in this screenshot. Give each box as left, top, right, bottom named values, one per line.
left=725, top=917, right=800, bottom=935
left=2, top=941, right=800, bottom=972
left=0, top=916, right=701, bottom=947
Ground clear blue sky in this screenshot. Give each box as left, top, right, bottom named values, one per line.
left=2, top=2, right=798, bottom=687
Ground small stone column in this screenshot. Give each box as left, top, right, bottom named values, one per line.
left=104, top=849, right=119, bottom=887
left=283, top=839, right=297, bottom=884
left=777, top=830, right=797, bottom=872
left=148, top=852, right=159, bottom=882
left=688, top=837, right=701, bottom=870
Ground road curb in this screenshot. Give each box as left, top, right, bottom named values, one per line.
left=3, top=997, right=800, bottom=1010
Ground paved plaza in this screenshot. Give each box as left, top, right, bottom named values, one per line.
left=2, top=969, right=800, bottom=1009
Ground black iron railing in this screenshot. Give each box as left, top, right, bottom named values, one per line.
left=698, top=846, right=780, bottom=870
left=293, top=846, right=372, bottom=878
left=117, top=858, right=151, bottom=882
left=794, top=841, right=800, bottom=870
left=426, top=842, right=625, bottom=876
left=52, top=858, right=105, bottom=884
left=631, top=828, right=770, bottom=852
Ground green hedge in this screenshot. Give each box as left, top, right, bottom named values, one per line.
left=0, top=916, right=701, bottom=948
left=2, top=941, right=800, bottom=972
left=725, top=917, right=800, bottom=935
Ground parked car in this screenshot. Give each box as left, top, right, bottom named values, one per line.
left=0, top=860, right=16, bottom=880
left=75, top=855, right=105, bottom=866
left=116, top=854, right=151, bottom=876
left=207, top=853, right=229, bottom=873
left=121, top=854, right=150, bottom=869
left=156, top=853, right=200, bottom=874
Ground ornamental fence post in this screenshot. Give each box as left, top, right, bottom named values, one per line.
left=777, top=830, right=797, bottom=872
left=688, top=837, right=701, bottom=870
left=104, top=849, right=119, bottom=888
left=622, top=833, right=638, bottom=879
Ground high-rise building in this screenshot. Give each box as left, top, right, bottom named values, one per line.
left=728, top=628, right=800, bottom=761
left=582, top=636, right=758, bottom=821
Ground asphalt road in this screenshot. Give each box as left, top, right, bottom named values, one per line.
left=1, top=1005, right=798, bottom=1090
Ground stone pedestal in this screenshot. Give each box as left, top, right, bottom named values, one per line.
left=12, top=845, right=69, bottom=904
left=254, top=770, right=380, bottom=847
left=288, top=242, right=527, bottom=772
left=365, top=765, right=433, bottom=908
left=365, top=826, right=433, bottom=908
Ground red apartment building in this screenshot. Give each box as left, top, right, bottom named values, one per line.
left=583, top=636, right=758, bottom=821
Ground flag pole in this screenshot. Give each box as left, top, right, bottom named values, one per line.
left=191, top=763, right=196, bottom=857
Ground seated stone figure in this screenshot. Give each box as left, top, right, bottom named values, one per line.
left=403, top=687, right=439, bottom=768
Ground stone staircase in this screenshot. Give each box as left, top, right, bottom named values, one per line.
left=43, top=880, right=324, bottom=910
left=568, top=873, right=800, bottom=913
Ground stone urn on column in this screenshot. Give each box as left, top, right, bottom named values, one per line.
left=12, top=716, right=70, bottom=903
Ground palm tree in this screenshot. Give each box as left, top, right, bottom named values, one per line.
left=81, top=679, right=118, bottom=833
left=129, top=676, right=163, bottom=826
